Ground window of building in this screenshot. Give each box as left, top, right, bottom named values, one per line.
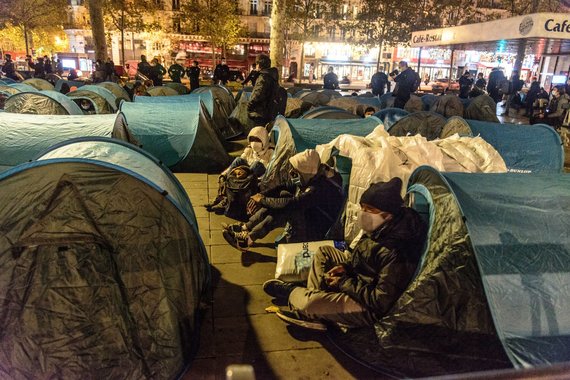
left=328, top=27, right=336, bottom=39
left=263, top=0, right=272, bottom=16
left=172, top=0, right=180, bottom=10
left=173, top=17, right=181, bottom=33
left=250, top=0, right=258, bottom=15
left=155, top=0, right=164, bottom=9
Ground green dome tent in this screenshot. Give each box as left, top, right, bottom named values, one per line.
left=9, top=83, right=38, bottom=93
left=329, top=167, right=570, bottom=377
left=67, top=85, right=118, bottom=114
left=97, top=81, right=131, bottom=106
left=464, top=94, right=500, bottom=123
left=0, top=137, right=209, bottom=379
left=404, top=95, right=424, bottom=113
left=114, top=99, right=231, bottom=173
left=262, top=115, right=382, bottom=189
left=4, top=90, right=84, bottom=115
left=388, top=111, right=448, bottom=140
left=228, top=91, right=255, bottom=134
left=284, top=97, right=312, bottom=118
left=0, top=112, right=116, bottom=172
left=165, top=81, right=189, bottom=95
left=146, top=86, right=179, bottom=96
left=430, top=94, right=465, bottom=118
left=192, top=85, right=236, bottom=117
left=300, top=106, right=360, bottom=119
left=0, top=85, right=21, bottom=96
left=22, top=77, right=55, bottom=91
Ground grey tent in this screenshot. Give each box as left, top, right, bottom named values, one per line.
left=285, top=97, right=312, bottom=118
left=66, top=85, right=118, bottom=114
left=464, top=94, right=500, bottom=123
left=292, top=89, right=312, bottom=99
left=300, top=106, right=360, bottom=119
left=372, top=108, right=410, bottom=130
left=379, top=92, right=395, bottom=109
left=0, top=112, right=117, bottom=172
left=388, top=111, right=448, bottom=140
left=5, top=90, right=83, bottom=115
left=228, top=91, right=255, bottom=134
left=0, top=137, right=209, bottom=379
left=192, top=85, right=236, bottom=116
left=22, top=77, right=55, bottom=91
left=430, top=94, right=465, bottom=118
left=114, top=99, right=232, bottom=172
left=287, top=87, right=305, bottom=96
left=191, top=86, right=240, bottom=139
left=404, top=95, right=424, bottom=113
left=146, top=86, right=180, bottom=96
left=329, top=167, right=570, bottom=377
left=165, top=82, right=189, bottom=95
left=297, top=91, right=335, bottom=107
left=98, top=81, right=131, bottom=105
left=421, top=93, right=438, bottom=109
left=45, top=73, right=62, bottom=85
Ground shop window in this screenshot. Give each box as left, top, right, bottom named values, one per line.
left=250, top=0, right=258, bottom=15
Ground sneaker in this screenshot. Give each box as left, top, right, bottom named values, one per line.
left=276, top=309, right=327, bottom=331
left=263, top=279, right=298, bottom=300
left=222, top=229, right=251, bottom=251
left=221, top=222, right=245, bottom=233
left=210, top=199, right=227, bottom=215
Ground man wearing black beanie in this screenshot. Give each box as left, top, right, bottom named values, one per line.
left=264, top=177, right=427, bottom=330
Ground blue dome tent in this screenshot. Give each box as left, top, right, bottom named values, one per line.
left=0, top=137, right=209, bottom=379
left=329, top=167, right=570, bottom=377
left=66, top=85, right=118, bottom=114
left=372, top=108, right=410, bottom=130
left=97, top=81, right=131, bottom=106
left=22, top=77, right=55, bottom=91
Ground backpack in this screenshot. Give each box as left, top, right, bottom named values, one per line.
left=224, top=166, right=259, bottom=221
left=268, top=82, right=288, bottom=120
left=410, top=72, right=421, bottom=93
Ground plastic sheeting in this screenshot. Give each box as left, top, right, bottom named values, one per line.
left=22, top=78, right=55, bottom=91
left=115, top=99, right=231, bottom=172
left=0, top=112, right=116, bottom=171
left=430, top=94, right=465, bottom=118
left=388, top=111, right=447, bottom=140
left=372, top=108, right=409, bottom=130
left=441, top=171, right=570, bottom=368
left=0, top=157, right=209, bottom=379
left=261, top=116, right=382, bottom=189
left=300, top=106, right=360, bottom=120
left=466, top=120, right=564, bottom=173
left=317, top=128, right=507, bottom=242
left=5, top=90, right=83, bottom=115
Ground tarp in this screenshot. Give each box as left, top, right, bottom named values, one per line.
left=22, top=77, right=55, bottom=91
left=372, top=108, right=409, bottom=130
left=388, top=111, right=448, bottom=140
left=146, top=86, right=179, bottom=96
left=262, top=115, right=382, bottom=189
left=66, top=85, right=118, bottom=114
left=466, top=120, right=564, bottom=173
left=4, top=90, right=84, bottom=115
left=115, top=100, right=231, bottom=172
left=464, top=94, right=499, bottom=123
left=430, top=94, right=465, bottom=118
left=97, top=82, right=131, bottom=105
left=0, top=147, right=209, bottom=379
left=0, top=112, right=116, bottom=172
left=300, top=106, right=360, bottom=120
left=165, top=82, right=189, bottom=95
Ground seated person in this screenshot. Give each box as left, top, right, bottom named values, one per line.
left=263, top=178, right=427, bottom=330
left=530, top=86, right=570, bottom=129
left=206, top=126, right=274, bottom=213
left=223, top=149, right=344, bottom=250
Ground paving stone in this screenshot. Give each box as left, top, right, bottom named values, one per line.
left=209, top=213, right=238, bottom=230
left=212, top=284, right=271, bottom=318
left=182, top=358, right=216, bottom=380
left=215, top=262, right=276, bottom=287
left=179, top=181, right=208, bottom=190
left=194, top=206, right=209, bottom=218
left=211, top=244, right=242, bottom=264
left=175, top=173, right=208, bottom=182
left=197, top=217, right=209, bottom=233
left=194, top=311, right=215, bottom=359
left=185, top=188, right=208, bottom=198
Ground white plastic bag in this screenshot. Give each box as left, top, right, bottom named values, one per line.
left=275, top=240, right=337, bottom=282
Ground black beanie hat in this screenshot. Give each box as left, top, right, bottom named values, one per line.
left=360, top=177, right=404, bottom=215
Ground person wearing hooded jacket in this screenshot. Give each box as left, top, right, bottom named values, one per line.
left=263, top=178, right=427, bottom=330
left=223, top=149, right=344, bottom=250
left=206, top=127, right=274, bottom=213
left=247, top=54, right=279, bottom=126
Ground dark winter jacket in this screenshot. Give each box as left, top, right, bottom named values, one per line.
left=2, top=59, right=15, bottom=77
left=138, top=60, right=152, bottom=77
left=168, top=63, right=185, bottom=83
left=475, top=77, right=486, bottom=89
left=259, top=166, right=344, bottom=242
left=487, top=69, right=505, bottom=97
left=323, top=72, right=339, bottom=90
left=459, top=75, right=473, bottom=98
left=213, top=63, right=230, bottom=84
left=243, top=69, right=260, bottom=86
left=28, top=60, right=45, bottom=78
left=187, top=66, right=200, bottom=87
left=370, top=72, right=388, bottom=96
left=247, top=67, right=279, bottom=125
left=336, top=207, right=427, bottom=318
left=393, top=68, right=418, bottom=100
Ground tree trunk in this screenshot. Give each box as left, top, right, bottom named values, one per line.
left=120, top=7, right=126, bottom=65
left=23, top=24, right=29, bottom=55
left=376, top=39, right=384, bottom=73
left=298, top=41, right=305, bottom=84
left=88, top=0, right=108, bottom=62
left=270, top=0, right=285, bottom=81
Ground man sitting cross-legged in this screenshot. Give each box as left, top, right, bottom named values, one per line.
left=263, top=178, right=427, bottom=330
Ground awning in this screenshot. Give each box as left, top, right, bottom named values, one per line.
left=411, top=13, right=570, bottom=56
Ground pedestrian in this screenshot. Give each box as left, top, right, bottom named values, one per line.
left=308, top=63, right=315, bottom=84
left=391, top=61, right=420, bottom=109
left=524, top=78, right=541, bottom=117
left=104, top=57, right=115, bottom=82
left=56, top=59, right=64, bottom=76
left=242, top=63, right=259, bottom=86
left=458, top=71, right=473, bottom=99
left=27, top=56, right=46, bottom=79
left=370, top=70, right=389, bottom=96
left=2, top=54, right=20, bottom=81
left=487, top=67, right=505, bottom=104
left=502, top=70, right=524, bottom=116
left=138, top=55, right=152, bottom=80
left=149, top=58, right=166, bottom=86
left=68, top=68, right=79, bottom=80
left=263, top=178, right=427, bottom=331
left=213, top=57, right=230, bottom=85
left=186, top=60, right=201, bottom=91
left=168, top=61, right=185, bottom=83
left=247, top=54, right=280, bottom=126
left=323, top=66, right=339, bottom=90
left=475, top=72, right=486, bottom=90
left=43, top=56, right=53, bottom=74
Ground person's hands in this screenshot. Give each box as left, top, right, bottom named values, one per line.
left=326, top=275, right=342, bottom=288
left=326, top=265, right=345, bottom=277
left=250, top=193, right=264, bottom=203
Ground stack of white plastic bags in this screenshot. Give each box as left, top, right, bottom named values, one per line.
left=317, top=126, right=508, bottom=242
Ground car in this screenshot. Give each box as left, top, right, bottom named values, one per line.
left=430, top=78, right=460, bottom=93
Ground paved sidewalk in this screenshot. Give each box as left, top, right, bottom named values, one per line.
left=175, top=173, right=381, bottom=380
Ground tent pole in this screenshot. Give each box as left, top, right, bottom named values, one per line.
left=417, top=47, right=422, bottom=73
